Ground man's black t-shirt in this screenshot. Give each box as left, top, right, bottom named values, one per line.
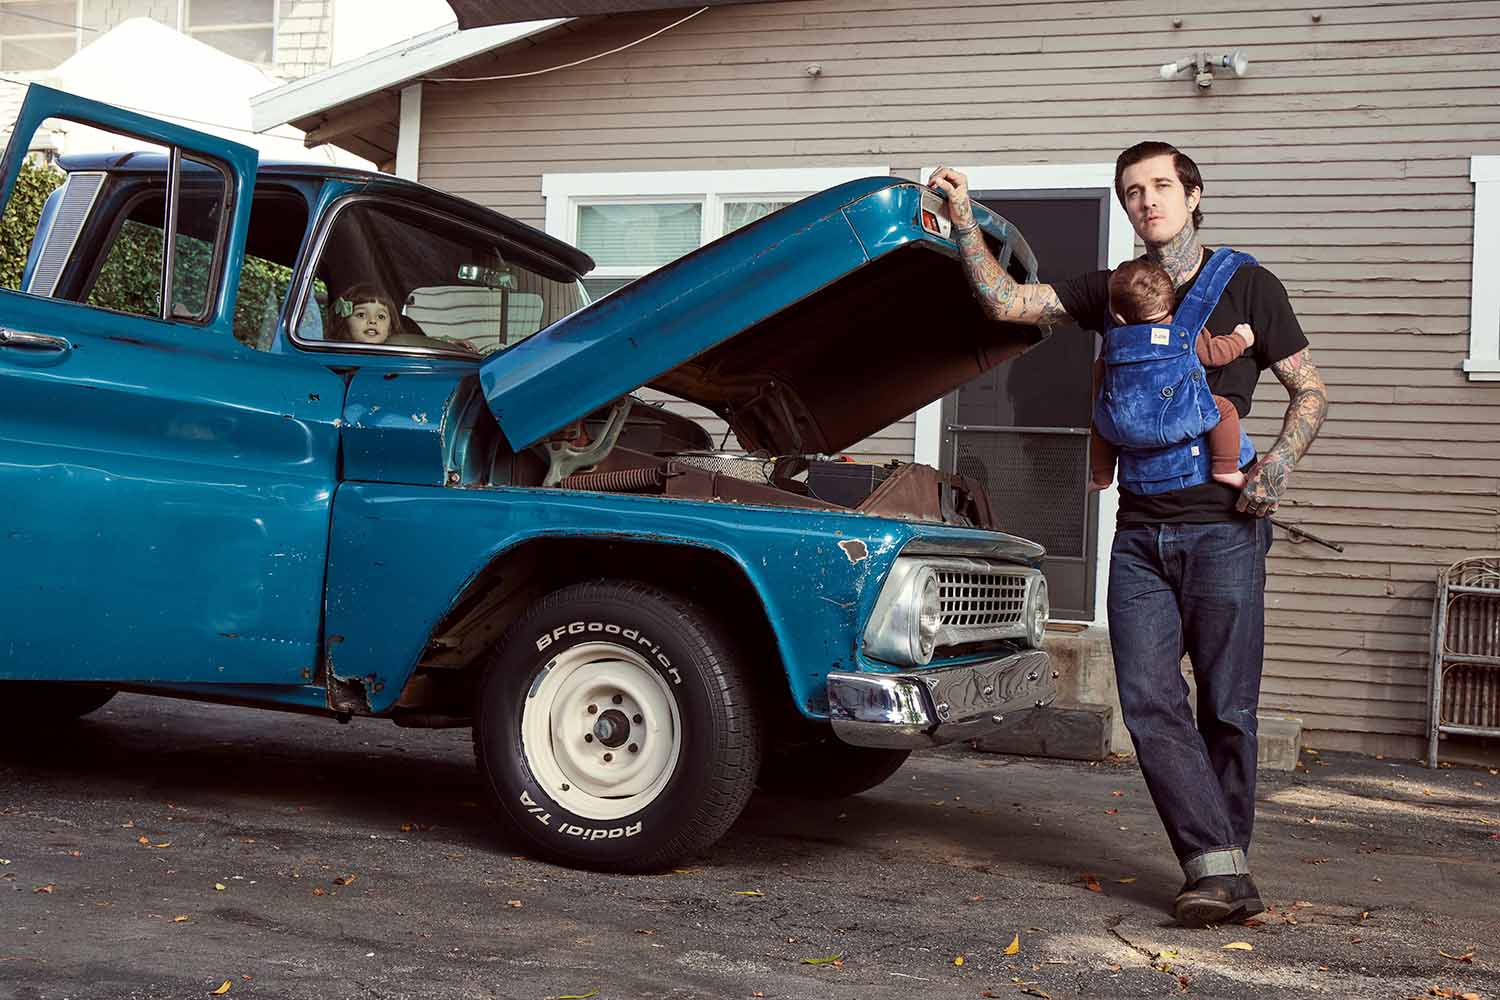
left=1054, top=248, right=1309, bottom=525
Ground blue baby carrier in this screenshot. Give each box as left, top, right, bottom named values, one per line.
left=1093, top=248, right=1258, bottom=495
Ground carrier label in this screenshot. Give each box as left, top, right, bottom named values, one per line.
left=1150, top=327, right=1172, bottom=346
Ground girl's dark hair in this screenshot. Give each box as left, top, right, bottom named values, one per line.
left=326, top=282, right=402, bottom=341
left=1108, top=259, right=1176, bottom=325
left=1114, top=140, right=1204, bottom=230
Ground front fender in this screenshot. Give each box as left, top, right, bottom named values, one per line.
left=325, top=484, right=936, bottom=716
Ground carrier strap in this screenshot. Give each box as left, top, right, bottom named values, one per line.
left=1173, top=247, right=1257, bottom=335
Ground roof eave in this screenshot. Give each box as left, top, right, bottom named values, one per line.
left=250, top=17, right=571, bottom=132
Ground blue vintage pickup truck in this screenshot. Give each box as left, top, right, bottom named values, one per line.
left=0, top=86, right=1054, bottom=871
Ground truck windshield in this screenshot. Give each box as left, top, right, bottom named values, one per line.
left=295, top=199, right=587, bottom=357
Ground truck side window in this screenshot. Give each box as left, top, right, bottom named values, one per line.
left=0, top=118, right=235, bottom=329
left=86, top=156, right=229, bottom=323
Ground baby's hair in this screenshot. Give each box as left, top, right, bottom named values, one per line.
left=1108, top=260, right=1176, bottom=326
left=327, top=282, right=402, bottom=341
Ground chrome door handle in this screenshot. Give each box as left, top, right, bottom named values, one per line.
left=0, top=327, right=71, bottom=352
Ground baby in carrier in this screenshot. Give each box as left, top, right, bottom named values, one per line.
left=1090, top=259, right=1256, bottom=491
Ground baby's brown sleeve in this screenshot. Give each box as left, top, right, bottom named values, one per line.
left=1196, top=327, right=1249, bottom=368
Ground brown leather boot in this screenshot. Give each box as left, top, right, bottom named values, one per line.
left=1173, top=875, right=1265, bottom=928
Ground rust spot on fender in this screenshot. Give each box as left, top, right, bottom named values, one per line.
left=838, top=539, right=868, bottom=564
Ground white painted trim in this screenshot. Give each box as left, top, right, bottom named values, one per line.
left=913, top=399, right=942, bottom=468
left=251, top=18, right=568, bottom=130
left=395, top=82, right=421, bottom=180
left=920, top=162, right=1131, bottom=625
left=1465, top=155, right=1500, bottom=382
left=541, top=166, right=889, bottom=243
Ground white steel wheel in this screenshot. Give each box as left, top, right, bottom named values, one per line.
left=474, top=579, right=762, bottom=872
left=520, top=641, right=682, bottom=821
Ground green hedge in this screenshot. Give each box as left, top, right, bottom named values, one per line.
left=0, top=157, right=65, bottom=291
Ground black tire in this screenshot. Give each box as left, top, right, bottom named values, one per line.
left=473, top=580, right=761, bottom=872
left=758, top=735, right=910, bottom=799
left=0, top=683, right=115, bottom=730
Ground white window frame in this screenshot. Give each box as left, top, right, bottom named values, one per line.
left=0, top=0, right=84, bottom=71
left=542, top=166, right=891, bottom=291
left=916, top=163, right=1136, bottom=625
left=1464, top=155, right=1500, bottom=381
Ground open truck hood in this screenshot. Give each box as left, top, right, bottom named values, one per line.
left=479, top=178, right=1046, bottom=455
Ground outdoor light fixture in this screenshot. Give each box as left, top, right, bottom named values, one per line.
left=1159, top=49, right=1249, bottom=89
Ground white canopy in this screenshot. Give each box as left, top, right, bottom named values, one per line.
left=30, top=18, right=371, bottom=168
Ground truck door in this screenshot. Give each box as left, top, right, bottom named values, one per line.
left=0, top=86, right=344, bottom=684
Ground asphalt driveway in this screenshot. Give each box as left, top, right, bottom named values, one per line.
left=3, top=694, right=1497, bottom=999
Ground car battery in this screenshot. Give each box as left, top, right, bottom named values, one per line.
left=806, top=460, right=894, bottom=507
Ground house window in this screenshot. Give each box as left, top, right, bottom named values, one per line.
left=186, top=0, right=274, bottom=64
left=575, top=201, right=701, bottom=300
left=542, top=168, right=889, bottom=301
left=0, top=1, right=80, bottom=70
left=1465, top=155, right=1500, bottom=382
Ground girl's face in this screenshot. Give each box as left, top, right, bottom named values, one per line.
left=346, top=300, right=392, bottom=344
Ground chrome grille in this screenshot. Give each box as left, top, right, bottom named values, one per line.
left=930, top=558, right=1040, bottom=648
left=938, top=569, right=1028, bottom=629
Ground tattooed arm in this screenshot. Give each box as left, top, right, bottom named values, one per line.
left=1236, top=347, right=1328, bottom=517
left=929, top=166, right=1072, bottom=326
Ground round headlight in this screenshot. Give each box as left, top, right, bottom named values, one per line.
left=911, top=568, right=942, bottom=664
left=1025, top=576, right=1050, bottom=647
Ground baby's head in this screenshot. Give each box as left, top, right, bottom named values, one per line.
left=1108, top=259, right=1175, bottom=327
left=331, top=283, right=401, bottom=344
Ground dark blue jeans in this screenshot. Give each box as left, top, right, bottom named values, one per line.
left=1107, top=518, right=1272, bottom=881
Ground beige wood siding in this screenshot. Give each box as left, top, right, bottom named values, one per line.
left=416, top=0, right=1500, bottom=758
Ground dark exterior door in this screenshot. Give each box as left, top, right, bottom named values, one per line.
left=941, top=192, right=1108, bottom=620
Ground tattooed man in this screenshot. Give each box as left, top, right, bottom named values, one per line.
left=929, top=142, right=1327, bottom=927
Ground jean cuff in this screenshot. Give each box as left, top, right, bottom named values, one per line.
left=1182, top=847, right=1249, bottom=880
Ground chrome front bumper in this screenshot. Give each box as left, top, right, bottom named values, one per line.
left=827, top=649, right=1055, bottom=749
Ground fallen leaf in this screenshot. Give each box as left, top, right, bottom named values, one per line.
left=953, top=955, right=965, bottom=966
left=1439, top=950, right=1475, bottom=964
left=1115, top=876, right=1137, bottom=884
left=1110, top=790, right=1124, bottom=797
left=1105, top=808, right=1119, bottom=815
left=753, top=994, right=765, bottom=998
left=1222, top=942, right=1253, bottom=951
left=1004, top=933, right=1020, bottom=956
left=0, top=859, right=9, bottom=865
left=137, top=836, right=150, bottom=846
left=1018, top=988, right=1052, bottom=999
left=508, top=900, right=523, bottom=908
left=801, top=953, right=844, bottom=965
left=33, top=884, right=54, bottom=894
left=1350, top=936, right=1362, bottom=944
left=1302, top=857, right=1329, bottom=865
left=173, top=916, right=190, bottom=923
left=1106, top=963, right=1122, bottom=973
left=151, top=842, right=172, bottom=849
left=333, top=875, right=356, bottom=886
left=553, top=992, right=598, bottom=1000
left=1243, top=918, right=1266, bottom=928
left=210, top=982, right=231, bottom=996
left=635, top=928, right=656, bottom=936
left=311, top=887, right=327, bottom=897
left=1079, top=873, right=1102, bottom=893
left=213, top=883, right=226, bottom=892
left=733, top=890, right=764, bottom=897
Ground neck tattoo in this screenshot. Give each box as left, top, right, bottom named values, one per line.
left=1147, top=223, right=1204, bottom=289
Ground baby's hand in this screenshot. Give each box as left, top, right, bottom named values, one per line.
left=1233, top=323, right=1255, bottom=350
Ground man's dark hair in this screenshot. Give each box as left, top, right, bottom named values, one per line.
left=1114, top=140, right=1204, bottom=230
